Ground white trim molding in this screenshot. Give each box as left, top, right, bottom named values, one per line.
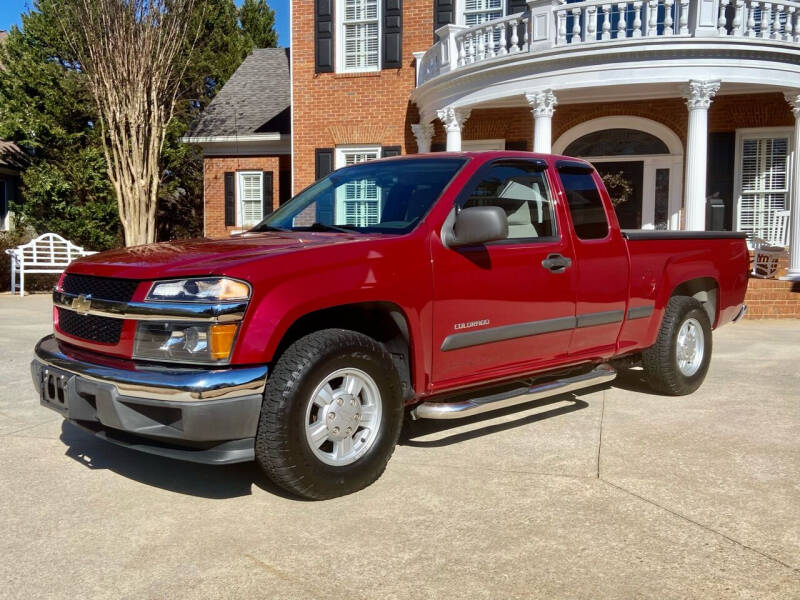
left=554, top=115, right=684, bottom=230
left=781, top=93, right=800, bottom=279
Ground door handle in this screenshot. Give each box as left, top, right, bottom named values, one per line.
left=541, top=253, right=572, bottom=273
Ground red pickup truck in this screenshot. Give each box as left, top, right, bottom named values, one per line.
left=32, top=152, right=749, bottom=499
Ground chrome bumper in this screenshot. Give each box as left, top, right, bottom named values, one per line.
left=33, top=334, right=266, bottom=402
left=31, top=335, right=268, bottom=464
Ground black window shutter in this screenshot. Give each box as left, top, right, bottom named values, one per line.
left=315, top=149, right=335, bottom=224
left=433, top=0, right=454, bottom=42
left=315, top=0, right=333, bottom=73
left=315, top=148, right=334, bottom=180
left=383, top=0, right=402, bottom=69
left=505, top=140, right=528, bottom=151
left=262, top=171, right=274, bottom=217
left=224, top=172, right=235, bottom=226
left=381, top=146, right=401, bottom=158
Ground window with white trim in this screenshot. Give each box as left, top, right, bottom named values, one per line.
left=462, top=0, right=504, bottom=26
left=735, top=131, right=791, bottom=243
left=334, top=146, right=381, bottom=226
left=337, top=0, right=380, bottom=72
left=238, top=171, right=263, bottom=227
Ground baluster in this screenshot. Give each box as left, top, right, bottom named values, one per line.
left=510, top=18, right=520, bottom=51
left=572, top=7, right=583, bottom=42
left=498, top=21, right=508, bottom=55
left=792, top=6, right=800, bottom=42
left=732, top=0, right=743, bottom=35
left=617, top=2, right=628, bottom=38
left=477, top=27, right=485, bottom=61
left=586, top=6, right=598, bottom=41
left=602, top=4, right=613, bottom=39
left=772, top=4, right=783, bottom=39
left=486, top=25, right=496, bottom=58
left=457, top=36, right=466, bottom=66
left=648, top=0, right=658, bottom=35
left=664, top=0, right=675, bottom=34
left=523, top=16, right=529, bottom=49
left=632, top=1, right=643, bottom=36
left=719, top=0, right=730, bottom=34
left=761, top=2, right=771, bottom=39
left=679, top=0, right=690, bottom=33
left=747, top=1, right=758, bottom=36
left=557, top=10, right=568, bottom=44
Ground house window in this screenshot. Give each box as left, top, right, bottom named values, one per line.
left=462, top=0, right=504, bottom=26
left=735, top=130, right=791, bottom=243
left=335, top=146, right=381, bottom=226
left=337, top=0, right=380, bottom=72
left=238, top=171, right=263, bottom=227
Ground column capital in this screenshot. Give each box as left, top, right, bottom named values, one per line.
left=785, top=91, right=800, bottom=118
left=436, top=106, right=471, bottom=133
left=682, top=80, right=720, bottom=111
left=525, top=89, right=558, bottom=118
left=411, top=122, right=434, bottom=152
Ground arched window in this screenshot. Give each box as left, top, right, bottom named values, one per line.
left=564, top=128, right=670, bottom=157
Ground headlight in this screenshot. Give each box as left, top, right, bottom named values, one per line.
left=147, top=277, right=250, bottom=302
left=133, top=321, right=239, bottom=364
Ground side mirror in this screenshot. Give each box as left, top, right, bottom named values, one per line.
left=446, top=206, right=509, bottom=248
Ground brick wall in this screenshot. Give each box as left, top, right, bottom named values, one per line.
left=291, top=0, right=432, bottom=191
left=204, top=155, right=284, bottom=238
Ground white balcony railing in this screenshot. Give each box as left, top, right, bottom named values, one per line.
left=416, top=0, right=800, bottom=85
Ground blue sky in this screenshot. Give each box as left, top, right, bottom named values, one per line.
left=0, top=0, right=290, bottom=47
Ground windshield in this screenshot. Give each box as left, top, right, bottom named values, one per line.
left=252, top=157, right=467, bottom=234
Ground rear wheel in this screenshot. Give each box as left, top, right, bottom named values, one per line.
left=642, top=296, right=712, bottom=395
left=255, top=329, right=404, bottom=499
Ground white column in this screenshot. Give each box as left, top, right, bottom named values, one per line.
left=436, top=106, right=471, bottom=151
left=411, top=121, right=434, bottom=153
left=525, top=89, right=558, bottom=153
left=784, top=92, right=800, bottom=280
left=682, top=80, right=720, bottom=230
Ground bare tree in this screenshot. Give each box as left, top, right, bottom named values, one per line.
left=61, top=0, right=199, bottom=246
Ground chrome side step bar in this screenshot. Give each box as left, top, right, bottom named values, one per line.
left=410, top=363, right=616, bottom=420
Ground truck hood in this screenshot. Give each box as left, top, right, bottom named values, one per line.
left=67, top=232, right=382, bottom=279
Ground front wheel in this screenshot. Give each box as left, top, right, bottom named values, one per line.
left=255, top=329, right=404, bottom=499
left=642, top=296, right=712, bottom=396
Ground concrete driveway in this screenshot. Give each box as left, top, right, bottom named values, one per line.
left=1, top=294, right=798, bottom=599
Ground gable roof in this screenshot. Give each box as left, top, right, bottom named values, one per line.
left=186, top=47, right=290, bottom=139
left=0, top=140, right=27, bottom=171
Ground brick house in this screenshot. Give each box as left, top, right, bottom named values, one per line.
left=183, top=48, right=291, bottom=238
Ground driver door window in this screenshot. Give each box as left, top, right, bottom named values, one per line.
left=462, top=161, right=557, bottom=241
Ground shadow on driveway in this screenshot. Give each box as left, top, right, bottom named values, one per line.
left=57, top=374, right=653, bottom=499
left=59, top=421, right=301, bottom=501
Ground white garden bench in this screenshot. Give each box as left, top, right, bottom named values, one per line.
left=5, top=233, right=96, bottom=296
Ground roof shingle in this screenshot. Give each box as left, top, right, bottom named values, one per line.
left=187, top=48, right=290, bottom=138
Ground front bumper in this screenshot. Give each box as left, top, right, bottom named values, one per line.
left=31, top=335, right=267, bottom=464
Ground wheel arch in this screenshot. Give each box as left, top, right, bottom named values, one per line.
left=270, top=301, right=416, bottom=399
left=670, top=276, right=720, bottom=327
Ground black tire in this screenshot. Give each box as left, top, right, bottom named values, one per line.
left=642, top=296, right=712, bottom=396
left=255, top=329, right=404, bottom=500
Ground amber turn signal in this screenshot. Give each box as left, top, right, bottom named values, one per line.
left=209, top=324, right=238, bottom=360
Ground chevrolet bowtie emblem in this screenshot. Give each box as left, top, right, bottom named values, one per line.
left=71, top=294, right=92, bottom=316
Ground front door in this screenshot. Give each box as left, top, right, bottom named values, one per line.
left=430, top=159, right=577, bottom=390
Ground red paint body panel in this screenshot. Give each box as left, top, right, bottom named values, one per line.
left=57, top=152, right=749, bottom=402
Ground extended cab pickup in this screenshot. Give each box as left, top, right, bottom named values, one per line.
left=32, top=152, right=749, bottom=499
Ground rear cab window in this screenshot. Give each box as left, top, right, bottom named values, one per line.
left=557, top=164, right=609, bottom=240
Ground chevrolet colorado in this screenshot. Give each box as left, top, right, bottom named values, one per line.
left=32, top=152, right=749, bottom=499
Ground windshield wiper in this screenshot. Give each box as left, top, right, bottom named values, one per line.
left=300, top=222, right=358, bottom=233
